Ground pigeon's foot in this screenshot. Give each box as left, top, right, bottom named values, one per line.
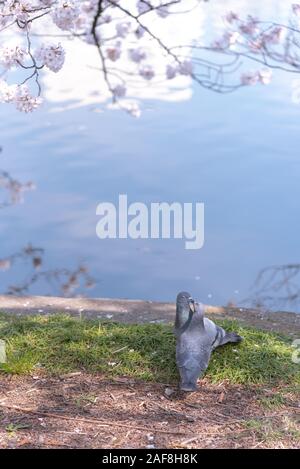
left=180, top=383, right=197, bottom=392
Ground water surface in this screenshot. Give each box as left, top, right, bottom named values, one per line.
left=0, top=0, right=299, bottom=311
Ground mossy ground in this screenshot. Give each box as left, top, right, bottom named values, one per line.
left=0, top=313, right=299, bottom=387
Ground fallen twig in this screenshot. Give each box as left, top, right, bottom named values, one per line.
left=0, top=403, right=189, bottom=435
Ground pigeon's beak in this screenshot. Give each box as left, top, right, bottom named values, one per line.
left=188, top=298, right=195, bottom=313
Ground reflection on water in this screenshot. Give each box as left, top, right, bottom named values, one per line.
left=0, top=243, right=95, bottom=297
left=0, top=147, right=35, bottom=209
left=247, top=264, right=300, bottom=311
left=0, top=1, right=300, bottom=311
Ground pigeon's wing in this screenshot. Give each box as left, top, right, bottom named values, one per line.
left=203, top=318, right=226, bottom=350
left=214, top=330, right=243, bottom=347
left=211, top=325, right=227, bottom=350
left=204, top=318, right=243, bottom=349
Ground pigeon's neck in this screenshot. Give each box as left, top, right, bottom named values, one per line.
left=175, top=308, right=191, bottom=330
left=192, top=310, right=205, bottom=328
left=176, top=305, right=204, bottom=334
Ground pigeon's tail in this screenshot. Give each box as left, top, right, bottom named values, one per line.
left=180, top=381, right=197, bottom=392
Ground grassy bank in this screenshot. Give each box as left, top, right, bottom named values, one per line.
left=0, top=313, right=299, bottom=386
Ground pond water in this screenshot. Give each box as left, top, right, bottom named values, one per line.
left=0, top=1, right=300, bottom=311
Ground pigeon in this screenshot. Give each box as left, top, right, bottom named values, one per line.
left=175, top=291, right=243, bottom=391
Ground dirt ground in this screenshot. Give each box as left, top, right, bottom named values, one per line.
left=0, top=372, right=299, bottom=449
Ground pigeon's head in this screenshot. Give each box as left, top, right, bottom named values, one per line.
left=176, top=291, right=195, bottom=316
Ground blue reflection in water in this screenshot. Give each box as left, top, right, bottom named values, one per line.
left=0, top=8, right=300, bottom=311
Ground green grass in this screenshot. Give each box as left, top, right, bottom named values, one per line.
left=259, top=393, right=286, bottom=410
left=5, top=423, right=30, bottom=434
left=0, top=313, right=299, bottom=386
left=244, top=417, right=300, bottom=443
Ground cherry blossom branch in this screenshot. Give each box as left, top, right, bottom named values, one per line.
left=1, top=2, right=300, bottom=114
left=91, top=0, right=115, bottom=97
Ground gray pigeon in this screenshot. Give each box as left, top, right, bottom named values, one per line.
left=175, top=291, right=243, bottom=391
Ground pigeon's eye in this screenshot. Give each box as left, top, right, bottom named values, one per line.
left=188, top=298, right=195, bottom=312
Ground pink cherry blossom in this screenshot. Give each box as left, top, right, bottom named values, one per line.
left=129, top=48, right=147, bottom=63
left=52, top=0, right=80, bottom=31
left=36, top=43, right=65, bottom=73
left=139, top=64, right=155, bottom=80
left=14, top=85, right=43, bottom=113
left=258, top=69, right=272, bottom=85
left=0, top=46, right=26, bottom=70
left=137, top=1, right=151, bottom=15
left=166, top=64, right=177, bottom=79
left=106, top=42, right=122, bottom=61
left=112, top=84, right=126, bottom=97
left=240, top=71, right=259, bottom=86
left=124, top=102, right=141, bottom=118
left=179, top=60, right=193, bottom=76
left=226, top=11, right=239, bottom=24
left=239, top=16, right=259, bottom=36
left=116, top=21, right=131, bottom=38
left=292, top=4, right=300, bottom=16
